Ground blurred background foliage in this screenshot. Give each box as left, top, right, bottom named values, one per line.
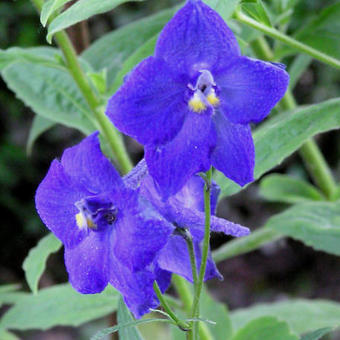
left=0, top=0, right=339, bottom=338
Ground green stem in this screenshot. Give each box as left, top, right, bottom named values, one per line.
left=212, top=228, right=281, bottom=263
left=153, top=281, right=190, bottom=331
left=234, top=10, right=340, bottom=70
left=191, top=168, right=212, bottom=339
left=30, top=0, right=133, bottom=174
left=184, top=231, right=198, bottom=286
left=172, top=275, right=213, bottom=340
left=250, top=36, right=337, bottom=200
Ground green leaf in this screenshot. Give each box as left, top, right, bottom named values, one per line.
left=0, top=47, right=63, bottom=71
left=241, top=0, right=272, bottom=27
left=200, top=287, right=232, bottom=340
left=275, top=3, right=340, bottom=60
left=118, top=297, right=144, bottom=340
left=47, top=0, right=144, bottom=43
left=0, top=285, right=21, bottom=294
left=40, top=0, right=73, bottom=27
left=0, top=291, right=29, bottom=308
left=231, top=299, right=340, bottom=334
left=82, top=7, right=176, bottom=90
left=259, top=174, right=324, bottom=204
left=300, top=327, right=334, bottom=340
left=22, top=233, right=62, bottom=294
left=266, top=201, right=340, bottom=256
left=204, top=0, right=240, bottom=21
left=1, top=61, right=95, bottom=134
left=26, top=116, right=56, bottom=155
left=0, top=329, right=19, bottom=340
left=215, top=97, right=340, bottom=197
left=111, top=34, right=158, bottom=93
left=288, top=54, right=312, bottom=90
left=232, top=316, right=298, bottom=340
left=0, top=284, right=119, bottom=330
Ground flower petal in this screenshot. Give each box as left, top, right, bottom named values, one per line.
left=145, top=111, right=216, bottom=198
left=155, top=0, right=240, bottom=76
left=35, top=159, right=89, bottom=248
left=109, top=254, right=159, bottom=318
left=106, top=57, right=188, bottom=146
left=211, top=111, right=255, bottom=187
left=114, top=196, right=174, bottom=272
left=216, top=56, right=289, bottom=124
left=157, top=235, right=222, bottom=282
left=64, top=230, right=110, bottom=294
left=61, top=133, right=123, bottom=194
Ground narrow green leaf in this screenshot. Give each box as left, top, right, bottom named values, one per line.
left=0, top=291, right=29, bottom=308
left=117, top=297, right=144, bottom=340
left=300, top=327, right=334, bottom=340
left=0, top=284, right=119, bottom=330
left=47, top=0, right=144, bottom=43
left=266, top=201, right=340, bottom=256
left=82, top=7, right=176, bottom=89
left=259, top=174, right=324, bottom=204
left=241, top=0, right=272, bottom=27
left=231, top=299, right=340, bottom=334
left=0, top=329, right=19, bottom=340
left=0, top=285, right=21, bottom=294
left=275, top=3, right=340, bottom=60
left=232, top=316, right=298, bottom=340
left=215, top=97, right=340, bottom=197
left=26, top=116, right=55, bottom=156
left=22, top=233, right=62, bottom=294
left=2, top=61, right=95, bottom=134
left=40, top=0, right=73, bottom=27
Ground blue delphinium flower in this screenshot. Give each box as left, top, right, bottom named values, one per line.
left=106, top=0, right=289, bottom=198
left=125, top=159, right=250, bottom=282
left=35, top=133, right=174, bottom=318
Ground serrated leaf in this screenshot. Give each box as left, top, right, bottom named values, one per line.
left=22, top=233, right=62, bottom=294
left=215, top=97, right=340, bottom=198
left=26, top=116, right=56, bottom=155
left=82, top=7, right=176, bottom=90
left=259, top=174, right=324, bottom=204
left=40, top=0, right=73, bottom=27
left=231, top=299, right=340, bottom=334
left=1, top=61, right=95, bottom=134
left=0, top=284, right=119, bottom=330
left=266, top=201, right=340, bottom=256
left=47, top=0, right=144, bottom=43
left=232, top=316, right=298, bottom=340
left=300, top=327, right=334, bottom=340
left=275, top=3, right=340, bottom=60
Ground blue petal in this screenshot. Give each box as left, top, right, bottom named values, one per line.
left=114, top=195, right=174, bottom=272
left=61, top=133, right=124, bottom=194
left=109, top=254, right=159, bottom=318
left=211, top=111, right=255, bottom=187
left=64, top=230, right=111, bottom=294
left=155, top=0, right=240, bottom=77
left=35, top=159, right=89, bottom=248
left=145, top=111, right=216, bottom=198
left=123, top=158, right=148, bottom=190
left=106, top=57, right=188, bottom=146
left=216, top=56, right=289, bottom=124
left=157, top=235, right=222, bottom=282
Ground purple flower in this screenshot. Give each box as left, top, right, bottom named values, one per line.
left=35, top=133, right=174, bottom=318
left=106, top=0, right=289, bottom=198
left=125, top=159, right=250, bottom=283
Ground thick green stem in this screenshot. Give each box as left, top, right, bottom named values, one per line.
left=191, top=168, right=212, bottom=339
left=235, top=10, right=340, bottom=70
left=250, top=37, right=337, bottom=200
left=153, top=281, right=190, bottom=331
left=30, top=0, right=133, bottom=174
